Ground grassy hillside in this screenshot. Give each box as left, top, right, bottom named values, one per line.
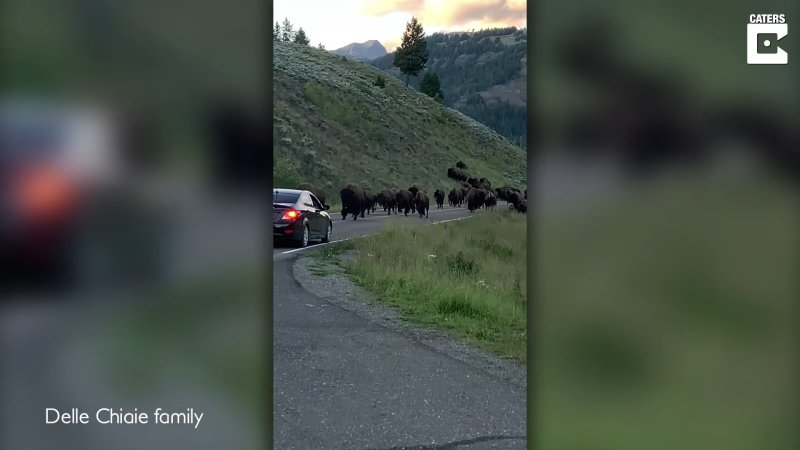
left=371, top=27, right=527, bottom=148
left=273, top=40, right=527, bottom=198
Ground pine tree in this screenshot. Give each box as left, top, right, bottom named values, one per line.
left=281, top=18, right=294, bottom=42
left=419, top=71, right=441, bottom=98
left=393, top=17, right=429, bottom=87
left=274, top=22, right=281, bottom=40
left=294, top=28, right=310, bottom=45
left=317, top=42, right=326, bottom=50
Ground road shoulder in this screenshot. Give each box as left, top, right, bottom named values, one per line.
left=292, top=253, right=527, bottom=389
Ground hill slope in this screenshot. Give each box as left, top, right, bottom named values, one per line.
left=371, top=27, right=527, bottom=148
left=273, top=41, right=526, bottom=196
left=331, top=40, right=387, bottom=61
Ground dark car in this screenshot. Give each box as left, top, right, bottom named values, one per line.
left=1, top=100, right=168, bottom=292
left=273, top=189, right=332, bottom=248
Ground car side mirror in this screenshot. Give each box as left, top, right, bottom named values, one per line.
left=323, top=204, right=330, bottom=210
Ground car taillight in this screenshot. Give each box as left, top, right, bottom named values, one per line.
left=281, top=209, right=300, bottom=221
left=11, top=164, right=78, bottom=222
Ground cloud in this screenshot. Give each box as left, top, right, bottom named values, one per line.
left=382, top=36, right=404, bottom=52
left=362, top=0, right=425, bottom=16
left=357, top=0, right=525, bottom=51
left=362, top=0, right=526, bottom=30
left=438, top=0, right=526, bottom=28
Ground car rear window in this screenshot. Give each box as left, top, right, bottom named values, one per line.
left=273, top=192, right=300, bottom=204
left=0, top=115, right=63, bottom=158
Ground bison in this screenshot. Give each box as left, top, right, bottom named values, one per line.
left=484, top=192, right=497, bottom=211
left=408, top=185, right=423, bottom=213
left=508, top=191, right=525, bottom=211
left=447, top=188, right=461, bottom=207
left=494, top=187, right=509, bottom=202
left=363, top=191, right=373, bottom=215
left=467, top=177, right=480, bottom=188
left=448, top=188, right=462, bottom=207
left=478, top=177, right=492, bottom=191
left=380, top=189, right=396, bottom=214
left=395, top=189, right=414, bottom=216
left=415, top=191, right=430, bottom=218
left=340, top=184, right=367, bottom=220
left=495, top=186, right=521, bottom=203
left=434, top=189, right=445, bottom=209
left=298, top=182, right=326, bottom=206
left=363, top=192, right=378, bottom=215
left=447, top=167, right=469, bottom=182
left=465, top=187, right=487, bottom=212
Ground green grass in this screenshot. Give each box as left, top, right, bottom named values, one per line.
left=308, top=257, right=340, bottom=277
left=273, top=41, right=527, bottom=196
left=536, top=173, right=798, bottom=449
left=316, top=239, right=356, bottom=260
left=334, top=211, right=527, bottom=362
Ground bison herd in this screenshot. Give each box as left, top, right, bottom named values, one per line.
left=295, top=162, right=526, bottom=221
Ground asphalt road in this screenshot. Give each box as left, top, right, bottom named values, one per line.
left=273, top=203, right=528, bottom=449
left=273, top=205, right=494, bottom=261
left=0, top=191, right=268, bottom=450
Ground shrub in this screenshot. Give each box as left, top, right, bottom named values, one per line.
left=303, top=81, right=358, bottom=126
left=374, top=74, right=386, bottom=88
left=273, top=156, right=302, bottom=188
left=445, top=251, right=478, bottom=277
left=420, top=71, right=441, bottom=98
left=437, top=296, right=481, bottom=319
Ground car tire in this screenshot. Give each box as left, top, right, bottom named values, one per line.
left=296, top=224, right=309, bottom=248
left=321, top=222, right=332, bottom=243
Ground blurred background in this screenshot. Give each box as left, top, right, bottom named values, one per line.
left=533, top=0, right=798, bottom=449
left=1, top=1, right=268, bottom=449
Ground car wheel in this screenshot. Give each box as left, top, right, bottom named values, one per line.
left=321, top=221, right=332, bottom=243
left=296, top=224, right=309, bottom=248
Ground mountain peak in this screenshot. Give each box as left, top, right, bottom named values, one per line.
left=332, top=40, right=387, bottom=61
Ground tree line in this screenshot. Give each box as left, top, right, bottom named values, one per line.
left=373, top=26, right=527, bottom=148
left=274, top=18, right=321, bottom=48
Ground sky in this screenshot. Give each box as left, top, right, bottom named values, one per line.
left=273, top=0, right=527, bottom=52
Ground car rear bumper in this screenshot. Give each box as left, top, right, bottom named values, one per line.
left=273, top=220, right=303, bottom=241
left=1, top=224, right=73, bottom=284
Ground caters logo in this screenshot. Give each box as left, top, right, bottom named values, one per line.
left=747, top=14, right=788, bottom=64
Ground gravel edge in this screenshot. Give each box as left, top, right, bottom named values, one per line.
left=292, top=251, right=527, bottom=389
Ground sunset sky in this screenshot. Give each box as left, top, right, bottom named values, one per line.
left=273, top=0, right=527, bottom=52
